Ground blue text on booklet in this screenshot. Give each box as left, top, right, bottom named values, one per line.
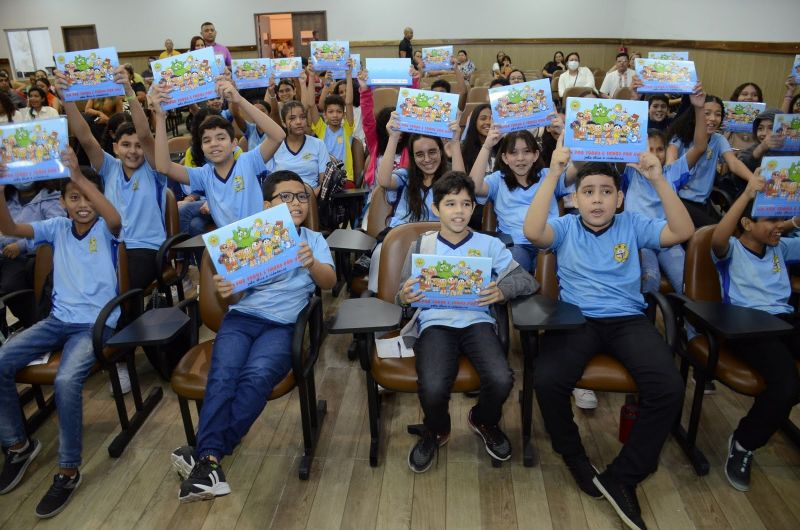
left=310, top=41, right=349, bottom=70
left=366, top=58, right=411, bottom=86
left=271, top=57, right=302, bottom=79
left=151, top=47, right=221, bottom=111
left=0, top=118, right=69, bottom=184
left=202, top=203, right=302, bottom=294
left=422, top=46, right=453, bottom=72
left=410, top=254, right=492, bottom=311
left=232, top=58, right=272, bottom=89
left=647, top=51, right=689, bottom=60
left=332, top=54, right=360, bottom=80
left=54, top=47, right=124, bottom=102
left=722, top=101, right=766, bottom=134
left=395, top=88, right=459, bottom=138
left=772, top=114, right=800, bottom=153
left=489, top=79, right=554, bottom=132
left=564, top=97, right=649, bottom=163
left=633, top=58, right=697, bottom=94
left=793, top=55, right=800, bottom=83
left=752, top=157, right=800, bottom=217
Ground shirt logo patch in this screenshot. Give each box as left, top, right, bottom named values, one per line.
left=88, top=236, right=97, bottom=253
left=467, top=249, right=482, bottom=257
left=233, top=175, right=245, bottom=192
left=613, top=243, right=629, bottom=263
left=302, top=153, right=313, bottom=161
left=773, top=254, right=781, bottom=273
left=132, top=177, right=140, bottom=191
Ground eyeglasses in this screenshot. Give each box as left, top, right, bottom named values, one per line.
left=413, top=149, right=441, bottom=161
left=273, top=191, right=310, bottom=204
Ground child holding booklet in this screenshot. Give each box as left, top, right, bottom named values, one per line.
left=397, top=172, right=536, bottom=473
left=171, top=170, right=336, bottom=502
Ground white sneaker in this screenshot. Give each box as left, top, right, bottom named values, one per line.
left=109, top=362, right=132, bottom=395
left=573, top=388, right=598, bottom=410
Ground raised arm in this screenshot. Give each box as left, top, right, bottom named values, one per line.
left=451, top=58, right=468, bottom=112
left=217, top=79, right=286, bottom=163
left=316, top=72, right=334, bottom=112
left=447, top=119, right=465, bottom=172
left=722, top=150, right=756, bottom=184
left=0, top=174, right=34, bottom=239
left=54, top=70, right=104, bottom=169
left=302, top=68, right=321, bottom=125
left=523, top=147, right=569, bottom=247
left=344, top=61, right=354, bottom=127
left=63, top=148, right=122, bottom=235
left=149, top=84, right=189, bottom=184
left=782, top=76, right=797, bottom=113
left=229, top=99, right=248, bottom=132
left=115, top=67, right=156, bottom=166
left=377, top=111, right=404, bottom=189
left=711, top=175, right=764, bottom=258
left=468, top=126, right=501, bottom=196
left=682, top=84, right=709, bottom=170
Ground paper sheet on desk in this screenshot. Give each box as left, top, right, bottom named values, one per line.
left=375, top=311, right=419, bottom=358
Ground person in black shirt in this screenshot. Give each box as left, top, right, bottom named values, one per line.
left=399, top=27, right=413, bottom=58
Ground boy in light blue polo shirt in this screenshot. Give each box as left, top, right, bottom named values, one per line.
left=0, top=150, right=123, bottom=518
left=152, top=79, right=287, bottom=228
left=170, top=171, right=335, bottom=503
left=524, top=151, right=694, bottom=530
left=397, top=172, right=536, bottom=474
left=710, top=176, right=800, bottom=493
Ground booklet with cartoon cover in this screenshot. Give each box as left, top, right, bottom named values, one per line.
left=410, top=254, right=492, bottom=311
left=395, top=88, right=459, bottom=138
left=722, top=101, right=766, bottom=133
left=231, top=58, right=272, bottom=89
left=647, top=51, right=689, bottom=60
left=422, top=46, right=453, bottom=72
left=332, top=54, right=360, bottom=79
left=202, top=203, right=302, bottom=294
left=150, top=47, right=221, bottom=111
left=633, top=58, right=697, bottom=94
left=793, top=55, right=800, bottom=83
left=366, top=58, right=411, bottom=86
left=752, top=157, right=800, bottom=217
left=771, top=114, right=800, bottom=153
left=54, top=47, right=124, bottom=102
left=271, top=57, right=303, bottom=79
left=489, top=79, right=555, bottom=132
left=0, top=118, right=69, bottom=184
left=563, top=97, right=648, bottom=162
left=310, top=41, right=349, bottom=70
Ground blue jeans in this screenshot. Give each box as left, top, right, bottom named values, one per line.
left=0, top=316, right=112, bottom=468
left=509, top=243, right=538, bottom=274
left=196, top=310, right=294, bottom=461
left=178, top=200, right=213, bottom=237
left=640, top=245, right=685, bottom=294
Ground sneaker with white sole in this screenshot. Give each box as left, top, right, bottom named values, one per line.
left=467, top=407, right=512, bottom=461
left=109, top=362, right=131, bottom=395
left=35, top=471, right=82, bottom=518
left=593, top=471, right=647, bottom=530
left=171, top=445, right=197, bottom=480
left=573, top=388, right=598, bottom=409
left=725, top=435, right=753, bottom=492
left=178, top=457, right=230, bottom=503
left=0, top=438, right=41, bottom=494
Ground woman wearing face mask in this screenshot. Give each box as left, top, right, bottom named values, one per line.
left=557, top=52, right=596, bottom=98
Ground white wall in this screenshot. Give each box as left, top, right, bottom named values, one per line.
left=0, top=0, right=797, bottom=60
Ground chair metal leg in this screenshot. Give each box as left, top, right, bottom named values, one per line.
left=178, top=396, right=197, bottom=447
left=365, top=370, right=381, bottom=467
left=672, top=367, right=710, bottom=475
left=296, top=371, right=327, bottom=480
left=519, top=330, right=538, bottom=467
left=19, top=384, right=55, bottom=436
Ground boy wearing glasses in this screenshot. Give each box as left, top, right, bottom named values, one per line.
left=170, top=170, right=336, bottom=502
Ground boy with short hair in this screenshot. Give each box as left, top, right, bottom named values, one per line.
left=397, top=172, right=537, bottom=473
left=0, top=149, right=122, bottom=518
left=523, top=151, right=693, bottom=530
left=151, top=79, right=286, bottom=228
left=710, top=176, right=800, bottom=492
left=647, top=95, right=672, bottom=131
left=170, top=170, right=336, bottom=502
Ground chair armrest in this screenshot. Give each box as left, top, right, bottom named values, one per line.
left=155, top=233, right=192, bottom=289
left=0, top=289, right=35, bottom=311
left=328, top=297, right=403, bottom=335
left=291, top=295, right=322, bottom=379
left=92, top=288, right=144, bottom=365
left=326, top=228, right=376, bottom=253
left=511, top=294, right=586, bottom=331
left=645, top=291, right=677, bottom=351
left=493, top=302, right=510, bottom=355
left=681, top=300, right=794, bottom=339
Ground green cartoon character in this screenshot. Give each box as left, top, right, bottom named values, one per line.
left=14, top=128, right=31, bottom=148
left=789, top=162, right=800, bottom=182
left=73, top=55, right=90, bottom=71
left=591, top=103, right=612, bottom=125
left=170, top=59, right=188, bottom=77
left=733, top=104, right=746, bottom=116
left=415, top=93, right=431, bottom=108
left=434, top=260, right=454, bottom=279
left=232, top=226, right=255, bottom=249
left=507, top=88, right=523, bottom=104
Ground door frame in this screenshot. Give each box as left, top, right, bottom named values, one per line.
left=61, top=24, right=98, bottom=52
left=252, top=11, right=326, bottom=58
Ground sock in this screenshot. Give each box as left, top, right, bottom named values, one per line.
left=10, top=439, right=29, bottom=453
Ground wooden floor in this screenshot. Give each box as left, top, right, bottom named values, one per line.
left=2, top=289, right=800, bottom=530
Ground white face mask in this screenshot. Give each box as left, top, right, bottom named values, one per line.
left=567, top=60, right=580, bottom=71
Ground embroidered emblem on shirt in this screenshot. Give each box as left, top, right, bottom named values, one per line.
left=302, top=153, right=313, bottom=161
left=233, top=175, right=245, bottom=192
left=773, top=254, right=781, bottom=273
left=88, top=236, right=97, bottom=253
left=467, top=249, right=482, bottom=256
left=613, top=243, right=629, bottom=263
left=705, top=147, right=713, bottom=160
left=132, top=177, right=140, bottom=191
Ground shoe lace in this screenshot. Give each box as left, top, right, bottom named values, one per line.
left=189, top=458, right=215, bottom=479
left=43, top=475, right=72, bottom=498
left=739, top=451, right=753, bottom=474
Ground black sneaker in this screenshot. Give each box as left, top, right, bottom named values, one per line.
left=564, top=455, right=603, bottom=499
left=467, top=407, right=511, bottom=461
left=35, top=471, right=82, bottom=518
left=593, top=471, right=647, bottom=530
left=170, top=445, right=196, bottom=480
left=725, top=435, right=753, bottom=492
left=407, top=425, right=449, bottom=474
left=178, top=457, right=231, bottom=503
left=0, top=439, right=41, bottom=494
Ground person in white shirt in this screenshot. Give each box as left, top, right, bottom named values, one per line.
left=557, top=52, right=596, bottom=98
left=17, top=87, right=59, bottom=121
left=600, top=52, right=635, bottom=99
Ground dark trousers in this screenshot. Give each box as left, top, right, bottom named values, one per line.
left=126, top=248, right=159, bottom=291
left=728, top=319, right=800, bottom=451
left=535, top=315, right=684, bottom=485
left=414, top=323, right=513, bottom=435
left=680, top=198, right=720, bottom=228
left=0, top=254, right=35, bottom=328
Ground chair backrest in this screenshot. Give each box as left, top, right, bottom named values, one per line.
left=683, top=225, right=721, bottom=302
left=534, top=250, right=560, bottom=300
left=199, top=251, right=226, bottom=332
left=460, top=102, right=481, bottom=127
left=373, top=87, right=400, bottom=118
left=304, top=183, right=320, bottom=232
left=594, top=73, right=606, bottom=91
left=550, top=72, right=562, bottom=93
left=366, top=186, right=394, bottom=238
left=482, top=200, right=497, bottom=232
left=164, top=188, right=179, bottom=238
left=613, top=87, right=637, bottom=100
left=466, top=86, right=488, bottom=103
left=167, top=135, right=192, bottom=156
left=377, top=222, right=439, bottom=302
left=562, top=86, right=595, bottom=100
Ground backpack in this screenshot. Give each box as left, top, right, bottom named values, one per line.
left=318, top=156, right=348, bottom=229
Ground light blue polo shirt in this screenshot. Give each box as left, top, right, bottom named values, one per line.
left=622, top=156, right=691, bottom=220
left=387, top=168, right=439, bottom=228
left=713, top=236, right=800, bottom=315
left=244, top=123, right=267, bottom=153
left=99, top=152, right=167, bottom=250
left=31, top=217, right=120, bottom=327
left=266, top=136, right=328, bottom=189
left=186, top=148, right=268, bottom=228
left=417, top=231, right=514, bottom=332
left=548, top=211, right=666, bottom=318
left=230, top=227, right=334, bottom=324
left=671, top=132, right=731, bottom=203
left=322, top=125, right=346, bottom=161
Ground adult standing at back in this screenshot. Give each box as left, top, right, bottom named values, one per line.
left=201, top=21, right=231, bottom=67
left=159, top=39, right=180, bottom=59
left=399, top=27, right=413, bottom=58
left=600, top=52, right=634, bottom=98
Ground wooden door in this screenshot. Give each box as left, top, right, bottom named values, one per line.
left=291, top=12, right=326, bottom=61
left=61, top=25, right=98, bottom=52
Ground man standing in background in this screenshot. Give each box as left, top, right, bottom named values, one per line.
left=201, top=22, right=232, bottom=67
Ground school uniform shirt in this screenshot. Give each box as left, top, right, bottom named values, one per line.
left=187, top=148, right=268, bottom=228
left=621, top=156, right=691, bottom=220
left=230, top=227, right=334, bottom=324
left=266, top=135, right=328, bottom=189
left=0, top=189, right=66, bottom=254
left=548, top=211, right=667, bottom=318
left=671, top=132, right=731, bottom=203
left=478, top=168, right=568, bottom=245
left=386, top=168, right=439, bottom=228
left=31, top=217, right=120, bottom=327
left=99, top=152, right=167, bottom=250
left=713, top=236, right=800, bottom=315
left=417, top=231, right=514, bottom=332
left=181, top=146, right=244, bottom=197
left=311, top=117, right=355, bottom=181
left=243, top=122, right=267, bottom=153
